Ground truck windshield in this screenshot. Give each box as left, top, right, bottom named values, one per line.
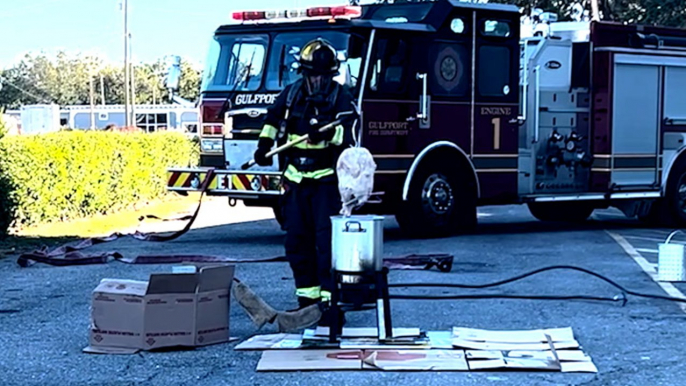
left=201, top=31, right=363, bottom=94
left=265, top=31, right=363, bottom=93
left=201, top=34, right=269, bottom=92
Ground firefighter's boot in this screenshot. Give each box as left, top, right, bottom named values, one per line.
left=231, top=279, right=278, bottom=329
left=274, top=304, right=323, bottom=332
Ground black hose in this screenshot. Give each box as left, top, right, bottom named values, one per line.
left=389, top=293, right=627, bottom=305
left=389, top=265, right=686, bottom=305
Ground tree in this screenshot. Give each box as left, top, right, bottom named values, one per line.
left=487, top=0, right=686, bottom=26
left=177, top=59, right=201, bottom=103
left=361, top=0, right=686, bottom=27
left=0, top=52, right=202, bottom=109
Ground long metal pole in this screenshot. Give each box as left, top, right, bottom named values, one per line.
left=100, top=74, right=105, bottom=106
left=124, top=0, right=130, bottom=128
left=130, top=33, right=136, bottom=126
left=90, top=76, right=95, bottom=129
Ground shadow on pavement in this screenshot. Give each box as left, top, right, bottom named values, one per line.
left=155, top=209, right=672, bottom=245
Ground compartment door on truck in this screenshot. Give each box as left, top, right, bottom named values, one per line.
left=610, top=55, right=661, bottom=188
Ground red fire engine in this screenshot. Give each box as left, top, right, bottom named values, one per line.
left=167, top=0, right=686, bottom=237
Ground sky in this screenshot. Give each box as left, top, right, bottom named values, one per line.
left=0, top=0, right=350, bottom=70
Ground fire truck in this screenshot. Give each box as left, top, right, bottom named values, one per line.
left=167, top=0, right=686, bottom=237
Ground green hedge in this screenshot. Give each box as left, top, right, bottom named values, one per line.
left=0, top=113, right=7, bottom=140
left=0, top=131, right=198, bottom=234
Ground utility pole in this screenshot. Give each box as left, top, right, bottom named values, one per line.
left=90, top=75, right=95, bottom=130
left=131, top=62, right=136, bottom=114
left=100, top=74, right=105, bottom=106
left=129, top=33, right=136, bottom=126
left=123, top=0, right=130, bottom=128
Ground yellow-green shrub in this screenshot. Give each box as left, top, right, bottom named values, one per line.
left=0, top=131, right=198, bottom=234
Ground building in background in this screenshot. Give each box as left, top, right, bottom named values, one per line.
left=20, top=104, right=61, bottom=134
left=5, top=104, right=199, bottom=137
left=62, top=104, right=199, bottom=136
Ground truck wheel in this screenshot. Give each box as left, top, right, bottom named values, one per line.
left=663, top=156, right=686, bottom=226
left=396, top=162, right=476, bottom=238
left=527, top=202, right=594, bottom=222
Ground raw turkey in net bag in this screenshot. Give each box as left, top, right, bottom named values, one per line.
left=336, top=147, right=376, bottom=217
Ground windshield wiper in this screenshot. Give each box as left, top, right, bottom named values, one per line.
left=217, top=50, right=243, bottom=119
left=217, top=47, right=259, bottom=119
left=240, top=49, right=257, bottom=89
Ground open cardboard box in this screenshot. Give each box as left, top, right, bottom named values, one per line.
left=83, top=263, right=235, bottom=354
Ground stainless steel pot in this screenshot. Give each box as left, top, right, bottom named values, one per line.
left=331, top=215, right=384, bottom=277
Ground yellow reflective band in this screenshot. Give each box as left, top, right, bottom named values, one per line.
left=330, top=125, right=344, bottom=146
left=296, top=286, right=321, bottom=299
left=260, top=124, right=278, bottom=140
left=320, top=290, right=331, bottom=302
left=284, top=165, right=334, bottom=183
left=288, top=133, right=328, bottom=149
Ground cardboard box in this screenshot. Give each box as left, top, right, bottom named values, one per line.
left=84, top=264, right=234, bottom=354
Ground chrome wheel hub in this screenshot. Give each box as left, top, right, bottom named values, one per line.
left=422, top=174, right=454, bottom=215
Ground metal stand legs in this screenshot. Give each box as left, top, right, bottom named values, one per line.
left=375, top=268, right=393, bottom=341
left=328, top=267, right=393, bottom=343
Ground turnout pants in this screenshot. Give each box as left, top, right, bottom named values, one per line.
left=282, top=177, right=341, bottom=305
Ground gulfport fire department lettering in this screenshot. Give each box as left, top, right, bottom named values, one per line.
left=235, top=94, right=278, bottom=105
left=368, top=121, right=410, bottom=136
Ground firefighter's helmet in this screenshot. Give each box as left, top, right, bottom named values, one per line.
left=298, top=38, right=339, bottom=75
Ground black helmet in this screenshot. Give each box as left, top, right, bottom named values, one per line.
left=298, top=38, right=339, bottom=75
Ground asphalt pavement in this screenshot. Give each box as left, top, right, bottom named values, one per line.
left=1, top=199, right=685, bottom=386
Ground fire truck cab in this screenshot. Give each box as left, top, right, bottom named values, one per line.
left=167, top=0, right=686, bottom=237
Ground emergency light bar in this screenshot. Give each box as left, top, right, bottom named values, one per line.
left=232, top=5, right=361, bottom=22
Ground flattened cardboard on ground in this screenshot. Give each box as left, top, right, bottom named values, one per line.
left=251, top=326, right=597, bottom=373
left=362, top=350, right=469, bottom=371
left=83, top=264, right=234, bottom=354
left=453, top=327, right=575, bottom=342
left=339, top=336, right=431, bottom=350
left=452, top=339, right=580, bottom=351
left=466, top=350, right=598, bottom=373
left=301, top=327, right=427, bottom=349
left=257, top=350, right=365, bottom=371
left=312, top=326, right=421, bottom=338
left=236, top=330, right=441, bottom=350
left=256, top=349, right=469, bottom=371
left=451, top=326, right=580, bottom=350
left=234, top=333, right=303, bottom=350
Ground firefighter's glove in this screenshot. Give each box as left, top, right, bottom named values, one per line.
left=308, top=127, right=335, bottom=144
left=254, top=138, right=273, bottom=166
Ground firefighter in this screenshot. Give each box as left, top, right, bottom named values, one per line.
left=253, top=38, right=355, bottom=328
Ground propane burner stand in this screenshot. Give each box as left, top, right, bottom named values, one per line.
left=328, top=267, right=393, bottom=343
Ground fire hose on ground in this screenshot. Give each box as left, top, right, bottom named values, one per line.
left=387, top=265, right=686, bottom=306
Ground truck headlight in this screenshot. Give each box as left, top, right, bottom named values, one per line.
left=200, top=138, right=223, bottom=153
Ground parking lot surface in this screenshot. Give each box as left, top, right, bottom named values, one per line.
left=1, top=202, right=685, bottom=386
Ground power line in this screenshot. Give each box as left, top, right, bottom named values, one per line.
left=0, top=75, right=52, bottom=104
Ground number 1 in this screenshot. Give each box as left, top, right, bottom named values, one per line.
left=492, top=117, right=501, bottom=150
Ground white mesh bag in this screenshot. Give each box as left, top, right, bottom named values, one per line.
left=336, top=146, right=376, bottom=216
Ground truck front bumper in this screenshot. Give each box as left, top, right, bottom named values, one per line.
left=166, top=167, right=283, bottom=198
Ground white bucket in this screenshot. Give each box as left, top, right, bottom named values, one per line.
left=657, top=230, right=686, bottom=282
